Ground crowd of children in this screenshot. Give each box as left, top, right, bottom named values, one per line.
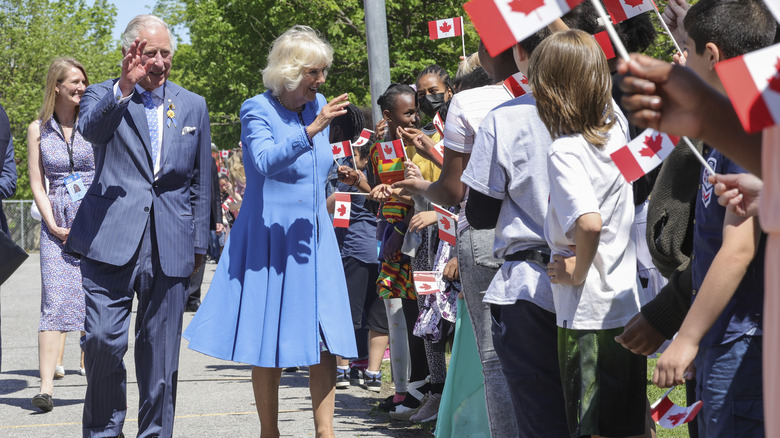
left=204, top=1, right=773, bottom=436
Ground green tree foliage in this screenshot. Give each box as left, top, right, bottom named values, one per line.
left=0, top=0, right=120, bottom=199
left=155, top=0, right=479, bottom=148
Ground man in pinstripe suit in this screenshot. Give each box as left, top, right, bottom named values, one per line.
left=67, top=15, right=210, bottom=438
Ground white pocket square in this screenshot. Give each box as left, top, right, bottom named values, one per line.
left=182, top=126, right=197, bottom=135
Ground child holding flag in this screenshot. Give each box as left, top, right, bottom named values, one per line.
left=532, top=30, right=646, bottom=437
left=651, top=2, right=772, bottom=436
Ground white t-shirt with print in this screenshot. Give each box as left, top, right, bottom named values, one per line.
left=544, top=111, right=643, bottom=330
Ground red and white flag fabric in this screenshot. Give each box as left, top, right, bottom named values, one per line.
left=331, top=140, right=352, bottom=159
left=716, top=41, right=780, bottom=133
left=413, top=271, right=441, bottom=295
left=352, top=128, right=374, bottom=147
left=610, top=128, right=679, bottom=183
left=429, top=140, right=445, bottom=166
left=765, top=1, right=780, bottom=24
left=333, top=193, right=351, bottom=228
left=433, top=203, right=458, bottom=246
left=602, top=0, right=655, bottom=24
left=219, top=150, right=229, bottom=159
left=433, top=112, right=445, bottom=137
left=503, top=72, right=532, bottom=98
left=594, top=31, right=616, bottom=60
left=376, top=139, right=406, bottom=161
left=650, top=392, right=703, bottom=429
left=429, top=17, right=463, bottom=40
left=219, top=166, right=229, bottom=175
left=464, top=0, right=585, bottom=56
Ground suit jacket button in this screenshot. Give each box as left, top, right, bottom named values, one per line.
left=144, top=207, right=150, bottom=212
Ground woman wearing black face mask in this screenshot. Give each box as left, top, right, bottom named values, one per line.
left=416, top=64, right=453, bottom=121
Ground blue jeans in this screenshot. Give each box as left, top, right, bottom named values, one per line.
left=695, top=334, right=764, bottom=438
left=492, top=301, right=569, bottom=438
left=207, top=230, right=220, bottom=261
left=457, top=226, right=518, bottom=437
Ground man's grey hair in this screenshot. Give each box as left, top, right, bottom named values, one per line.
left=121, top=15, right=176, bottom=55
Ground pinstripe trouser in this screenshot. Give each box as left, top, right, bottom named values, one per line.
left=80, top=217, right=188, bottom=438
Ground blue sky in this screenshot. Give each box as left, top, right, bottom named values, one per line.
left=108, top=0, right=190, bottom=44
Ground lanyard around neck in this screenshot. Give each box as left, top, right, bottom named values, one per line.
left=53, top=115, right=77, bottom=174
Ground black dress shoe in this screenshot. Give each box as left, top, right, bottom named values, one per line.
left=31, top=393, right=53, bottom=412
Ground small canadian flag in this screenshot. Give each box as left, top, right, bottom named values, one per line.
left=352, top=128, right=374, bottom=147
left=331, top=140, right=352, bottom=159
left=376, top=139, right=406, bottom=161
left=433, top=203, right=457, bottom=246
left=650, top=390, right=703, bottom=429
left=503, top=72, right=531, bottom=98
left=219, top=166, right=229, bottom=175
left=603, top=0, right=655, bottom=24
left=429, top=140, right=445, bottom=166
left=593, top=31, right=615, bottom=60
left=413, top=271, right=441, bottom=295
left=219, top=150, right=229, bottom=159
left=333, top=193, right=351, bottom=228
left=716, top=41, right=780, bottom=133
left=428, top=17, right=463, bottom=40
left=610, top=128, right=680, bottom=183
left=433, top=112, right=445, bottom=137
left=464, top=0, right=585, bottom=56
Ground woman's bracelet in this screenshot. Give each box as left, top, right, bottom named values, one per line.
left=393, top=226, right=406, bottom=236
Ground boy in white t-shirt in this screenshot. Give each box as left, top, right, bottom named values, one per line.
left=532, top=30, right=647, bottom=437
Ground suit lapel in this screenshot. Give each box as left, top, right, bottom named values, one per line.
left=161, top=83, right=180, bottom=169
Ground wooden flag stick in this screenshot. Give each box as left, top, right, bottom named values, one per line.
left=590, top=0, right=715, bottom=176
left=335, top=191, right=370, bottom=196
left=651, top=3, right=684, bottom=56
left=683, top=137, right=716, bottom=175
left=460, top=16, right=467, bottom=59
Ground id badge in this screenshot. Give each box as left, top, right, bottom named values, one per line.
left=64, top=173, right=86, bottom=202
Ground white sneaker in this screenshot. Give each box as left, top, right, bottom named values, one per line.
left=54, top=365, right=65, bottom=379
left=409, top=392, right=441, bottom=422
left=79, top=367, right=86, bottom=376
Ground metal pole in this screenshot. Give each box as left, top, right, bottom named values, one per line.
left=364, top=0, right=391, bottom=128
left=19, top=200, right=24, bottom=250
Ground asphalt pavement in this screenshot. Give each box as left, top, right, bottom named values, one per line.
left=0, top=254, right=430, bottom=437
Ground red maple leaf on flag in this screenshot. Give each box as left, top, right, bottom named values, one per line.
left=439, top=217, right=450, bottom=230
left=419, top=283, right=432, bottom=290
left=767, top=58, right=780, bottom=93
left=383, top=144, right=393, bottom=156
left=667, top=412, right=688, bottom=426
left=337, top=204, right=347, bottom=217
left=623, top=0, right=645, bottom=7
left=508, top=0, right=546, bottom=15
left=439, top=21, right=452, bottom=34
left=521, top=76, right=529, bottom=84
left=332, top=144, right=341, bottom=155
left=639, top=134, right=663, bottom=158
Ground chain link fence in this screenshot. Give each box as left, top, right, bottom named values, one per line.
left=2, top=200, right=41, bottom=252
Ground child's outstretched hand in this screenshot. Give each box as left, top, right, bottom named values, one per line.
left=369, top=184, right=393, bottom=203
left=652, top=336, right=698, bottom=388
left=408, top=211, right=437, bottom=233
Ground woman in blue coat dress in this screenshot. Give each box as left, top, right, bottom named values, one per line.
left=184, top=25, right=357, bottom=437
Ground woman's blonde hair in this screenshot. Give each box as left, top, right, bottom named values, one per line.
left=455, top=52, right=481, bottom=79
left=227, top=150, right=246, bottom=186
left=262, top=25, right=333, bottom=96
left=38, top=58, right=89, bottom=123
left=529, top=30, right=614, bottom=149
